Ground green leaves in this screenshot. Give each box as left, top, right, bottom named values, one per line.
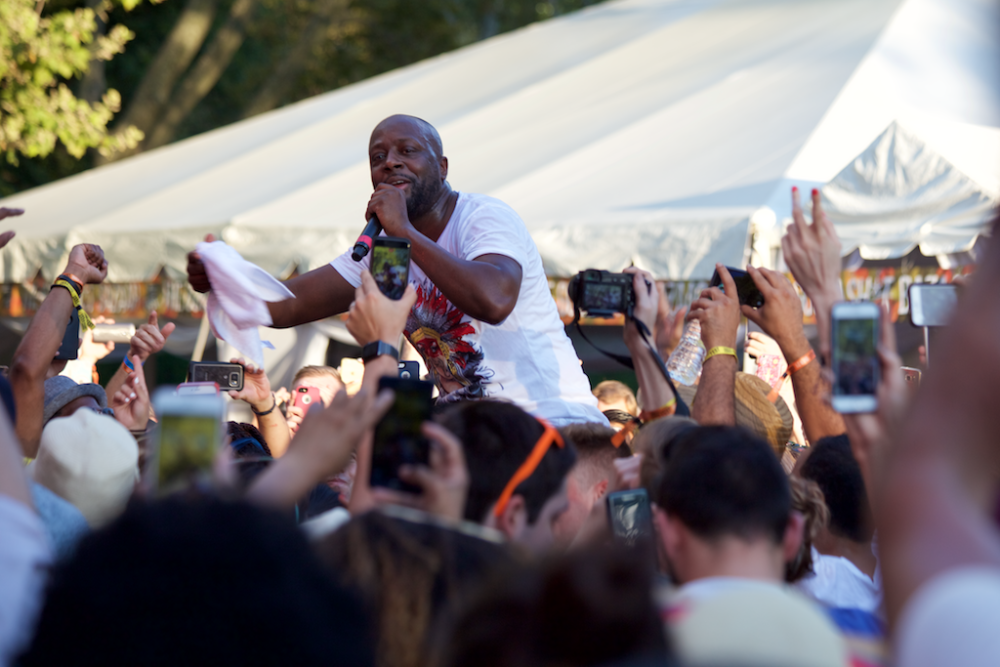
left=0, top=0, right=147, bottom=164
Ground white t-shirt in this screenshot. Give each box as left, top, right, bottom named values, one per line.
left=0, top=496, right=52, bottom=666
left=331, top=192, right=605, bottom=426
left=796, top=546, right=882, bottom=613
left=895, top=566, right=1000, bottom=667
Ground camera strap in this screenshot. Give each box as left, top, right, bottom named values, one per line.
left=572, top=304, right=690, bottom=417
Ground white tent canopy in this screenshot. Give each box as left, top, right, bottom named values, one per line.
left=822, top=121, right=998, bottom=260
left=1, top=0, right=996, bottom=283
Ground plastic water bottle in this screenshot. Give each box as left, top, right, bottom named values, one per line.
left=666, top=319, right=705, bottom=386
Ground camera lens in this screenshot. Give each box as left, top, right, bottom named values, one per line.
left=230, top=373, right=239, bottom=387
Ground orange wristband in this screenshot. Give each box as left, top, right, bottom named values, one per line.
left=63, top=273, right=84, bottom=289
left=767, top=349, right=816, bottom=403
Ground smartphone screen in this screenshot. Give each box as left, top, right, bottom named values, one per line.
left=370, top=377, right=434, bottom=493
left=831, top=303, right=880, bottom=413
left=150, top=390, right=223, bottom=495
left=607, top=489, right=653, bottom=547
left=909, top=284, right=958, bottom=327
left=371, top=237, right=411, bottom=300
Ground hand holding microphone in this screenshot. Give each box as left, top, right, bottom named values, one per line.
left=352, top=215, right=382, bottom=262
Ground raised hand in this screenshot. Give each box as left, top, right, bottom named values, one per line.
left=227, top=357, right=273, bottom=412
left=687, top=263, right=741, bottom=350
left=622, top=267, right=658, bottom=347
left=111, top=355, right=151, bottom=431
left=0, top=207, right=24, bottom=222
left=741, top=266, right=810, bottom=359
left=186, top=233, right=216, bottom=293
left=369, top=422, right=470, bottom=521
left=365, top=183, right=411, bottom=237
left=129, top=311, right=176, bottom=363
left=841, top=303, right=906, bottom=499
left=782, top=188, right=843, bottom=304
left=654, top=282, right=686, bottom=359
left=64, top=243, right=108, bottom=285
left=248, top=387, right=394, bottom=509
left=346, top=270, right=417, bottom=347
left=80, top=316, right=117, bottom=362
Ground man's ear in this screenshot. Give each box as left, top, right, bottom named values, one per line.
left=493, top=494, right=527, bottom=542
left=440, top=156, right=448, bottom=182
left=592, top=478, right=609, bottom=503
left=783, top=511, right=806, bottom=564
left=652, top=505, right=676, bottom=553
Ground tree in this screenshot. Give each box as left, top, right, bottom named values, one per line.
left=0, top=0, right=153, bottom=165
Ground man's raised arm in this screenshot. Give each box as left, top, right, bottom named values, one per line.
left=187, top=240, right=356, bottom=328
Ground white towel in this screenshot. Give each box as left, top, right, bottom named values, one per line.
left=197, top=241, right=294, bottom=368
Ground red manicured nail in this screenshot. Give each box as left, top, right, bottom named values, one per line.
left=811, top=188, right=818, bottom=196
left=792, top=186, right=798, bottom=191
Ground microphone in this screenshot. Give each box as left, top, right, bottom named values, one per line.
left=351, top=215, right=382, bottom=262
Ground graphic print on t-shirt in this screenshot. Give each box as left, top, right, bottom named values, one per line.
left=404, top=280, right=494, bottom=401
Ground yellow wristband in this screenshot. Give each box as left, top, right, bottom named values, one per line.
left=704, top=346, right=738, bottom=363
left=53, top=279, right=95, bottom=331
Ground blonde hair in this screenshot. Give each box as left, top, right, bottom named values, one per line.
left=592, top=380, right=638, bottom=417
left=292, top=365, right=343, bottom=385
left=785, top=475, right=830, bottom=582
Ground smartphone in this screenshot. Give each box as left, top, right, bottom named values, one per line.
left=902, top=366, right=921, bottom=400
left=909, top=283, right=958, bottom=327
left=398, top=360, right=420, bottom=380
left=370, top=376, right=434, bottom=493
left=54, top=309, right=80, bottom=361
left=92, top=323, right=136, bottom=344
left=188, top=361, right=244, bottom=391
left=831, top=302, right=880, bottom=414
left=606, top=489, right=654, bottom=547
left=710, top=266, right=765, bottom=308
left=293, top=385, right=322, bottom=412
left=371, top=237, right=411, bottom=300
left=176, top=382, right=220, bottom=396
left=149, top=389, right=224, bottom=495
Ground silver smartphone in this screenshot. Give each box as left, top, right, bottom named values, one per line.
left=909, top=283, right=958, bottom=327
left=148, top=389, right=225, bottom=496
left=831, top=302, right=880, bottom=414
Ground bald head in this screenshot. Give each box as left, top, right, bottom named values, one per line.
left=371, top=114, right=443, bottom=160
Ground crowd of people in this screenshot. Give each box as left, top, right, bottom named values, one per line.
left=1, top=115, right=998, bottom=667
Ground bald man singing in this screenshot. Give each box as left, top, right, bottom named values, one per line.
left=188, top=115, right=604, bottom=425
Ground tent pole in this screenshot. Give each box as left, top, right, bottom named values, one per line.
left=192, top=311, right=211, bottom=362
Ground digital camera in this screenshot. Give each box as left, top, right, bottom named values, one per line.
left=568, top=269, right=635, bottom=318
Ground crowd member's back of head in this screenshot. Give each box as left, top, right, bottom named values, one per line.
left=442, top=547, right=670, bottom=667
left=658, top=426, right=791, bottom=549
left=21, top=496, right=373, bottom=667
left=553, top=422, right=628, bottom=544
left=437, top=401, right=576, bottom=552
left=800, top=435, right=873, bottom=545
left=593, top=379, right=638, bottom=417
left=314, top=509, right=515, bottom=667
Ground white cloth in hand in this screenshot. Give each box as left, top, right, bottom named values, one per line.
left=197, top=241, right=294, bottom=368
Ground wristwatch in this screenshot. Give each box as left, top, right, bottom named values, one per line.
left=361, top=340, right=399, bottom=364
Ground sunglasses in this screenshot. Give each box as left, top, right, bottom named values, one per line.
left=493, top=420, right=564, bottom=518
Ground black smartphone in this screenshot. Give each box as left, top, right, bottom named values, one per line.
left=398, top=360, right=420, bottom=380
left=187, top=361, right=244, bottom=392
left=606, top=488, right=654, bottom=547
left=370, top=376, right=434, bottom=493
left=54, top=309, right=80, bottom=361
left=709, top=266, right=765, bottom=308
left=830, top=302, right=880, bottom=414
left=371, top=237, right=411, bottom=300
